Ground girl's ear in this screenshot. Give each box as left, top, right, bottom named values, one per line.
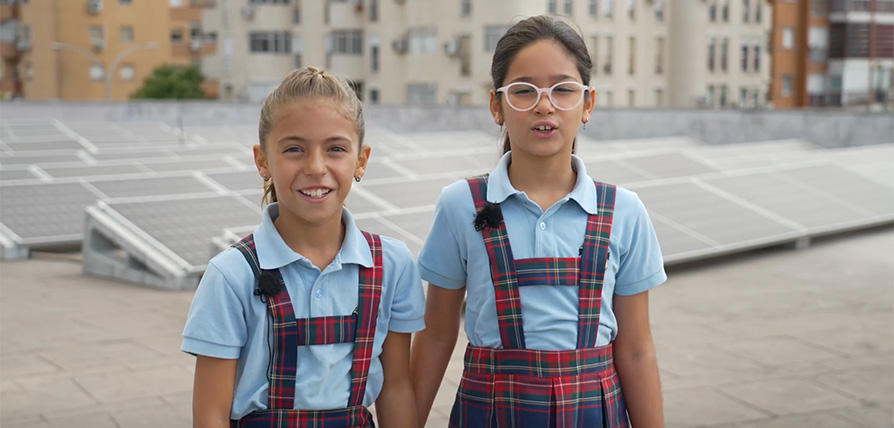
left=583, top=87, right=596, bottom=116
left=253, top=145, right=269, bottom=181
left=489, top=90, right=503, bottom=125
left=354, top=144, right=372, bottom=179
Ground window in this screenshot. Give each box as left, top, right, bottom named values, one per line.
left=190, top=23, right=201, bottom=42
left=331, top=30, right=362, bottom=55
left=782, top=27, right=793, bottom=50
left=119, top=25, right=133, bottom=43
left=719, top=85, right=727, bottom=107
left=484, top=26, right=508, bottom=51
left=171, top=28, right=183, bottom=44
left=627, top=89, right=634, bottom=107
left=589, top=0, right=598, bottom=16
left=249, top=0, right=289, bottom=4
left=753, top=45, right=760, bottom=71
left=169, top=0, right=182, bottom=6
left=292, top=35, right=302, bottom=67
left=369, top=88, right=380, bottom=104
left=604, top=35, right=613, bottom=74
left=25, top=62, right=33, bottom=81
left=603, top=0, right=613, bottom=17
left=119, top=0, right=131, bottom=4
left=739, top=87, right=748, bottom=105
left=743, top=0, right=749, bottom=22
left=249, top=31, right=292, bottom=53
left=721, top=1, right=729, bottom=21
left=408, top=28, right=436, bottom=54
left=720, top=38, right=728, bottom=71
left=461, top=0, right=471, bottom=16
left=781, top=74, right=792, bottom=97
left=707, top=85, right=715, bottom=106
left=371, top=0, right=379, bottom=21
left=709, top=2, right=716, bottom=21
left=407, top=83, right=436, bottom=105
left=755, top=0, right=761, bottom=22
left=808, top=27, right=828, bottom=63
left=548, top=0, right=557, bottom=14
left=627, top=0, right=634, bottom=20
left=89, top=25, right=104, bottom=45
left=627, top=36, right=635, bottom=75
left=807, top=73, right=824, bottom=94
left=119, top=63, right=134, bottom=81
left=564, top=0, right=572, bottom=15
left=655, top=0, right=664, bottom=20
left=707, top=39, right=715, bottom=71
left=655, top=36, right=664, bottom=74
left=811, top=0, right=827, bottom=16
left=604, top=90, right=613, bottom=107
left=591, top=36, right=599, bottom=75
left=370, top=43, right=379, bottom=73
left=741, top=44, right=749, bottom=71
left=654, top=88, right=663, bottom=106
left=89, top=63, right=104, bottom=81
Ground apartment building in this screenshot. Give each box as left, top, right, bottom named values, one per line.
left=770, top=0, right=894, bottom=109
left=0, top=0, right=216, bottom=100
left=202, top=0, right=773, bottom=108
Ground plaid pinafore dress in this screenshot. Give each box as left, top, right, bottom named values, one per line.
left=449, top=175, right=629, bottom=428
left=230, top=231, right=383, bottom=428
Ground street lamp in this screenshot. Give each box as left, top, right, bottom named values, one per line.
left=51, top=41, right=159, bottom=100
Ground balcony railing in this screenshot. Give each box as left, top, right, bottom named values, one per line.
left=829, top=0, right=871, bottom=13
left=809, top=47, right=827, bottom=63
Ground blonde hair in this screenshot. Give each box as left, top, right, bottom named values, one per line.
left=258, top=66, right=365, bottom=205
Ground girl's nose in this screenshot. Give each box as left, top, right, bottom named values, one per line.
left=306, top=151, right=326, bottom=175
left=532, top=92, right=555, bottom=114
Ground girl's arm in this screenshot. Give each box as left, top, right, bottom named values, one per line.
left=410, top=283, right=465, bottom=428
left=193, top=355, right=237, bottom=428
left=375, top=331, right=417, bottom=428
left=613, top=290, right=664, bottom=428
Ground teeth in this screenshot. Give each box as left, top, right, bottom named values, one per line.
left=301, top=189, right=331, bottom=198
left=536, top=125, right=553, bottom=131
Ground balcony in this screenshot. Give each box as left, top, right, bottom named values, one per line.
left=0, top=41, right=20, bottom=60
left=0, top=2, right=20, bottom=20
left=809, top=47, right=827, bottom=63
left=829, top=0, right=871, bottom=13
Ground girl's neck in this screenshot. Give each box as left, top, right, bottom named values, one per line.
left=507, top=150, right=577, bottom=212
left=273, top=209, right=345, bottom=270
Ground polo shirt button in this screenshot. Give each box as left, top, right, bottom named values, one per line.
left=539, top=222, right=546, bottom=230
left=315, top=289, right=322, bottom=298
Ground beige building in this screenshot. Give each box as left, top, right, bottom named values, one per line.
left=0, top=0, right=215, bottom=100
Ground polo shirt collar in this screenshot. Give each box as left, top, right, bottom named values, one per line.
left=486, top=151, right=599, bottom=215
left=254, top=204, right=374, bottom=270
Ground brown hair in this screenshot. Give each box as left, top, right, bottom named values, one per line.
left=257, top=66, right=365, bottom=205
left=491, top=15, right=592, bottom=154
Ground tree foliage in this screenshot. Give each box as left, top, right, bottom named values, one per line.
left=130, top=64, right=206, bottom=99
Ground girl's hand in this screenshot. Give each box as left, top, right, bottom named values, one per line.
left=375, top=332, right=417, bottom=428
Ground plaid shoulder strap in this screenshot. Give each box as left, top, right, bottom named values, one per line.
left=233, top=235, right=297, bottom=409
left=348, top=231, right=384, bottom=407
left=466, top=175, right=526, bottom=349
left=577, top=182, right=616, bottom=349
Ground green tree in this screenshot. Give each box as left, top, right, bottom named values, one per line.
left=130, top=64, right=206, bottom=99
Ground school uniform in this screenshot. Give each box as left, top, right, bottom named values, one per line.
left=182, top=203, right=425, bottom=427
left=418, top=152, right=666, bottom=428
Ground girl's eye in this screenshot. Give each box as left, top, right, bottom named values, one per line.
left=284, top=146, right=303, bottom=153
left=330, top=146, right=348, bottom=152
left=512, top=87, right=535, bottom=95
left=554, top=85, right=576, bottom=93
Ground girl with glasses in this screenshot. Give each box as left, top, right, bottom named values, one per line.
left=411, top=16, right=666, bottom=428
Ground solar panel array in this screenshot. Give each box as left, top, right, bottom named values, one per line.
left=1, top=118, right=892, bottom=289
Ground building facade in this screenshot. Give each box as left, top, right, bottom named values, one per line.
left=769, top=0, right=894, bottom=109
left=202, top=0, right=773, bottom=108
left=0, top=0, right=216, bottom=100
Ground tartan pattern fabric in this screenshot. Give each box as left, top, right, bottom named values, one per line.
left=231, top=405, right=375, bottom=428
left=450, top=344, right=628, bottom=428
left=231, top=232, right=383, bottom=427
left=459, top=176, right=623, bottom=427
left=514, top=257, right=580, bottom=288
left=468, top=175, right=526, bottom=349
left=577, top=183, right=616, bottom=349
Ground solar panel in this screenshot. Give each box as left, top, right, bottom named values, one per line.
left=205, top=170, right=263, bottom=192
left=0, top=169, right=39, bottom=181
left=0, top=152, right=85, bottom=166
left=5, top=140, right=85, bottom=152
left=0, top=182, right=99, bottom=244
left=42, top=163, right=149, bottom=179
left=584, top=160, right=654, bottom=185
left=142, top=158, right=241, bottom=172
left=88, top=175, right=219, bottom=199
left=362, top=160, right=408, bottom=181
left=619, top=152, right=717, bottom=180
left=393, top=153, right=498, bottom=176
left=361, top=176, right=456, bottom=209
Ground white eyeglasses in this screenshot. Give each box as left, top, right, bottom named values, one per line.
left=496, top=81, right=590, bottom=112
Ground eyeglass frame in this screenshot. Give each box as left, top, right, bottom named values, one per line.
left=494, top=81, right=591, bottom=112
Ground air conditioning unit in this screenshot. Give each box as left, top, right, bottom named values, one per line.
left=240, top=5, right=255, bottom=20
left=443, top=38, right=459, bottom=56
left=190, top=39, right=202, bottom=52
left=15, top=39, right=31, bottom=52
left=392, top=37, right=408, bottom=54
left=91, top=40, right=105, bottom=51
left=86, top=0, right=102, bottom=14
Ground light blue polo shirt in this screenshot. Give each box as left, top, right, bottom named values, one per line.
left=182, top=203, right=425, bottom=419
left=418, top=152, right=666, bottom=350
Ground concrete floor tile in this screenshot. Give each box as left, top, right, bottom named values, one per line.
left=656, top=343, right=761, bottom=378
left=815, top=368, right=894, bottom=404
left=45, top=412, right=118, bottom=428
left=111, top=404, right=192, bottom=428
left=1, top=415, right=51, bottom=428
left=73, top=365, right=193, bottom=404
left=733, top=412, right=865, bottom=428
left=710, top=336, right=845, bottom=366
left=0, top=376, right=99, bottom=420
left=718, top=378, right=863, bottom=415
left=38, top=339, right=165, bottom=371
left=833, top=405, right=894, bottom=428
left=663, top=386, right=770, bottom=427
left=0, top=353, right=60, bottom=379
